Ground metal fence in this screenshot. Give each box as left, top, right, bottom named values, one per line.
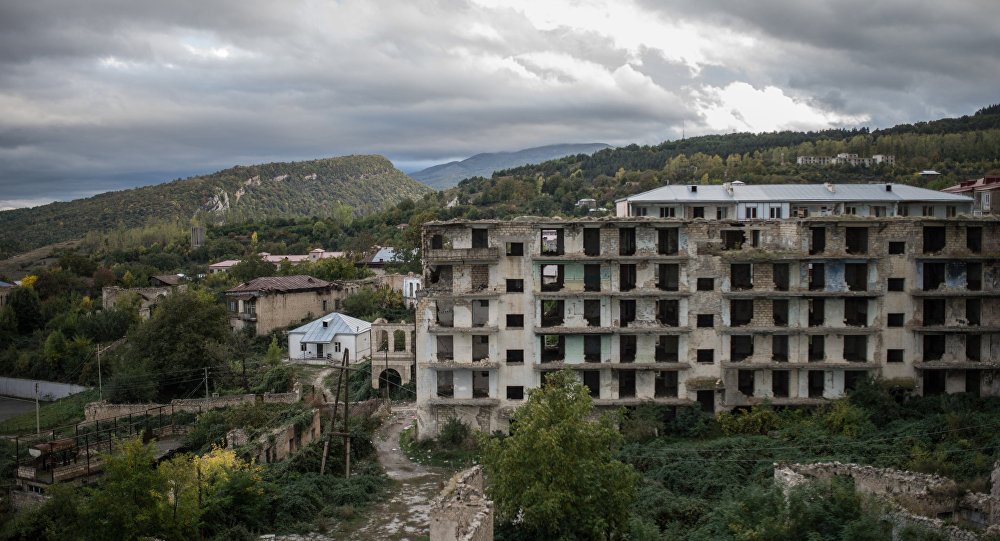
left=0, top=377, right=89, bottom=400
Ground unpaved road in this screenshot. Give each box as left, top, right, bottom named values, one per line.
left=333, top=405, right=448, bottom=540
left=273, top=404, right=449, bottom=541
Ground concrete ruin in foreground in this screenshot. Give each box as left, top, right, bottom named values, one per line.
left=413, top=183, right=999, bottom=437
left=775, top=461, right=1000, bottom=539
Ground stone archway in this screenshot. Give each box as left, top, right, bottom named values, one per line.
left=378, top=368, right=403, bottom=392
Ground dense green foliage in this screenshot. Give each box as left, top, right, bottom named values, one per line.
left=1, top=401, right=388, bottom=540
left=110, top=290, right=229, bottom=402
left=0, top=155, right=430, bottom=257
left=618, top=382, right=1000, bottom=538
left=481, top=370, right=640, bottom=539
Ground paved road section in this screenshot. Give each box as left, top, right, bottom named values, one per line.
left=0, top=396, right=37, bottom=423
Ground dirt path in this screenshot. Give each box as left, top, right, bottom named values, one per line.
left=327, top=405, right=450, bottom=540
left=311, top=367, right=334, bottom=402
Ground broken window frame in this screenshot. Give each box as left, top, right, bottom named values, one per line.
left=619, top=227, right=637, bottom=256
left=540, top=228, right=564, bottom=255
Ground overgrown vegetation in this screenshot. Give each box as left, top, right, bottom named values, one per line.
left=400, top=418, right=479, bottom=468
left=617, top=381, right=1000, bottom=538
left=1, top=402, right=389, bottom=540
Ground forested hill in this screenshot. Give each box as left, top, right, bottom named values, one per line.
left=410, top=143, right=611, bottom=189
left=434, top=105, right=1000, bottom=220
left=495, top=104, right=1000, bottom=183
left=0, top=155, right=430, bottom=257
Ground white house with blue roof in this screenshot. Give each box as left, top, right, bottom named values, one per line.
left=288, top=312, right=372, bottom=362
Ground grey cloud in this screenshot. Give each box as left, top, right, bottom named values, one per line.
left=1, top=0, right=996, bottom=207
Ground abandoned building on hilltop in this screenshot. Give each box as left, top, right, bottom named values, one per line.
left=414, top=183, right=997, bottom=438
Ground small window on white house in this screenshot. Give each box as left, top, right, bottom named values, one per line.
left=334, top=342, right=341, bottom=352
left=922, top=205, right=934, bottom=217
left=717, top=207, right=728, bottom=219
left=638, top=207, right=648, bottom=216
left=747, top=207, right=758, bottom=219
left=983, top=192, right=991, bottom=211
left=844, top=206, right=857, bottom=215
left=659, top=207, right=675, bottom=218
left=947, top=206, right=957, bottom=217
left=300, top=344, right=307, bottom=351
left=769, top=207, right=781, bottom=219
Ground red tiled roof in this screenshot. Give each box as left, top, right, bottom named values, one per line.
left=942, top=176, right=1000, bottom=193
left=225, top=275, right=336, bottom=294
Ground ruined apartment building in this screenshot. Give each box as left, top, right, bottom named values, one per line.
left=414, top=184, right=996, bottom=438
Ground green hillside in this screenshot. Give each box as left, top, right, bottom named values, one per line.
left=0, top=155, right=430, bottom=257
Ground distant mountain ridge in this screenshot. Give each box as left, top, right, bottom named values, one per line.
left=410, top=143, right=612, bottom=189
left=0, top=155, right=430, bottom=257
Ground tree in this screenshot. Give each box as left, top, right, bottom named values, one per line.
left=479, top=370, right=639, bottom=538
left=44, top=329, right=68, bottom=367
left=265, top=335, right=282, bottom=366
left=122, top=290, right=228, bottom=400
left=7, top=285, right=42, bottom=334
left=229, top=253, right=275, bottom=283
left=82, top=437, right=166, bottom=540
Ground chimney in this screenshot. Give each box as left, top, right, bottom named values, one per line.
left=885, top=184, right=892, bottom=191
left=824, top=182, right=836, bottom=193
left=689, top=185, right=698, bottom=193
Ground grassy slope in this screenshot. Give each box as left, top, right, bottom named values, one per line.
left=0, top=389, right=99, bottom=435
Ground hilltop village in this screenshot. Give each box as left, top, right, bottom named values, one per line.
left=4, top=174, right=1000, bottom=540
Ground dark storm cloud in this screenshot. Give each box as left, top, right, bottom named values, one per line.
left=0, top=0, right=996, bottom=209
left=638, top=0, right=1000, bottom=123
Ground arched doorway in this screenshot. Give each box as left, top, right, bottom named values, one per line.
left=378, top=369, right=402, bottom=394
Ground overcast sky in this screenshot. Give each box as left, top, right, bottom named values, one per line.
left=1, top=0, right=998, bottom=209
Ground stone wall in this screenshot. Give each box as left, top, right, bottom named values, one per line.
left=775, top=461, right=1000, bottom=536
left=225, top=409, right=322, bottom=464
left=84, top=383, right=302, bottom=421
left=430, top=465, right=493, bottom=541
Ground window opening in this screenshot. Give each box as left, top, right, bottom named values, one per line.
left=731, top=299, right=753, bottom=327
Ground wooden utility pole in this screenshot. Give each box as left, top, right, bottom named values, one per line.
left=343, top=350, right=351, bottom=478
left=319, top=350, right=353, bottom=477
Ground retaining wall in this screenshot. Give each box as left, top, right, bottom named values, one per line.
left=84, top=383, right=301, bottom=421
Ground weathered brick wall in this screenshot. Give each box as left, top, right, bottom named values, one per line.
left=430, top=465, right=493, bottom=541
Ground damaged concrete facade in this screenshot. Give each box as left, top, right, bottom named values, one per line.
left=414, top=186, right=1000, bottom=437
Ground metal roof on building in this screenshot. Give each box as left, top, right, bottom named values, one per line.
left=620, top=183, right=972, bottom=204
left=288, top=312, right=371, bottom=343
left=225, top=275, right=335, bottom=294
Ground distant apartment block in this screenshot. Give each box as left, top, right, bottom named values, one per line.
left=797, top=153, right=895, bottom=167
left=413, top=184, right=994, bottom=439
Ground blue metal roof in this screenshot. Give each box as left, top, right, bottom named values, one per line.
left=288, top=312, right=371, bottom=343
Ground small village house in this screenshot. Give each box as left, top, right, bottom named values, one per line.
left=288, top=312, right=371, bottom=361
